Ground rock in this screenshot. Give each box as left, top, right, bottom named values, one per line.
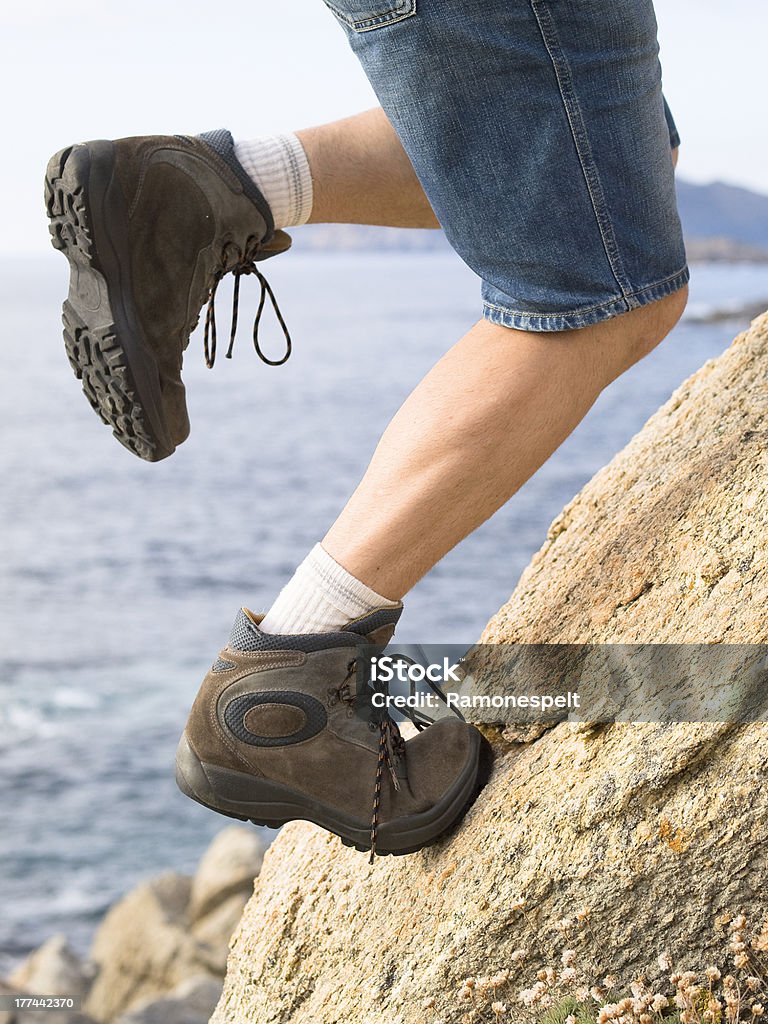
left=191, top=894, right=252, bottom=976
left=84, top=828, right=264, bottom=1021
left=208, top=313, right=768, bottom=1024
left=189, top=827, right=265, bottom=923
left=114, top=975, right=222, bottom=1024
left=83, top=873, right=216, bottom=1022
left=0, top=975, right=97, bottom=1024
left=482, top=313, right=768, bottom=645
left=8, top=935, right=93, bottom=1001
left=8, top=1012, right=97, bottom=1024
left=188, top=827, right=267, bottom=974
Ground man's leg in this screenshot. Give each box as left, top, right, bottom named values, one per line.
left=253, top=111, right=684, bottom=605
left=243, top=109, right=684, bottom=597
left=323, top=290, right=686, bottom=598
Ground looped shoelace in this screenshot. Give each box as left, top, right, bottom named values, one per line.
left=332, top=659, right=406, bottom=864
left=203, top=244, right=292, bottom=370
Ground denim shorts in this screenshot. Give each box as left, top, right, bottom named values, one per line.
left=322, top=0, right=689, bottom=331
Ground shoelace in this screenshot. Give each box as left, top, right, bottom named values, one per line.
left=331, top=660, right=406, bottom=864
left=203, top=240, right=292, bottom=370
left=369, top=716, right=405, bottom=864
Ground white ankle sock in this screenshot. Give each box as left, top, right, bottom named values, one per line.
left=259, top=544, right=399, bottom=635
left=233, top=133, right=313, bottom=229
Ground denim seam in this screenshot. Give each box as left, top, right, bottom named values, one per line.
left=323, top=0, right=416, bottom=32
left=528, top=0, right=635, bottom=306
left=482, top=265, right=689, bottom=322
left=624, top=266, right=690, bottom=300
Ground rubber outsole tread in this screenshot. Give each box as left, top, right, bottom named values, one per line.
left=44, top=146, right=166, bottom=462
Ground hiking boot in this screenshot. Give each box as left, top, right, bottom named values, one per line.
left=175, top=606, right=486, bottom=859
left=44, top=130, right=291, bottom=462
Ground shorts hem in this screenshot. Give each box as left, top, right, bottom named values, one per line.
left=482, top=266, right=690, bottom=332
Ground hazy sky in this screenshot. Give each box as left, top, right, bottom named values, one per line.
left=3, top=0, right=766, bottom=254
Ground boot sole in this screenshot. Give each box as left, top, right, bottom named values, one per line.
left=44, top=143, right=175, bottom=462
left=175, top=730, right=490, bottom=857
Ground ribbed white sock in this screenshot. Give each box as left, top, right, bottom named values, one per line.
left=233, top=133, right=313, bottom=229
left=259, top=544, right=400, bottom=635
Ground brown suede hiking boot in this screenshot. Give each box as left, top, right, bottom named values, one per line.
left=175, top=607, right=487, bottom=859
left=44, top=130, right=291, bottom=462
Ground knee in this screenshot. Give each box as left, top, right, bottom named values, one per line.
left=604, top=284, right=688, bottom=381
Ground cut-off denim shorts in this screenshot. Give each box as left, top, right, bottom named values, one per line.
left=322, top=0, right=689, bottom=331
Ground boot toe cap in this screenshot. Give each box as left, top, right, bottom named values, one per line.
left=405, top=718, right=481, bottom=807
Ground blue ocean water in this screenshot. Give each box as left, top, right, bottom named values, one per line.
left=0, top=250, right=765, bottom=971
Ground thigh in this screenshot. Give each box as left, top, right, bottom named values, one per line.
left=322, top=0, right=688, bottom=331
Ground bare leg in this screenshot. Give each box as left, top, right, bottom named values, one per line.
left=322, top=288, right=687, bottom=598
left=297, top=109, right=439, bottom=227
left=293, top=111, right=687, bottom=596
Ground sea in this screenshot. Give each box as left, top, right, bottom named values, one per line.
left=0, top=249, right=766, bottom=972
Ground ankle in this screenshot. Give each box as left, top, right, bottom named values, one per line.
left=259, top=543, right=400, bottom=635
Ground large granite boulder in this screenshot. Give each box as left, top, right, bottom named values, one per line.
left=7, top=935, right=93, bottom=1002
left=113, top=975, right=222, bottom=1024
left=83, top=873, right=209, bottom=1022
left=209, top=314, right=768, bottom=1024
left=85, top=827, right=265, bottom=1021
left=189, top=827, right=266, bottom=975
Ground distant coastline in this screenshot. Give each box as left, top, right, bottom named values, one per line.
left=290, top=176, right=768, bottom=263
left=291, top=223, right=768, bottom=263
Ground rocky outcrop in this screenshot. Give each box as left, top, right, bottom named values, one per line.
left=84, top=826, right=264, bottom=1022
left=482, top=315, right=768, bottom=645
left=83, top=872, right=209, bottom=1022
left=1, top=937, right=97, bottom=1024
left=210, top=314, right=768, bottom=1024
left=8, top=936, right=93, bottom=1004
left=114, top=976, right=222, bottom=1024
left=2, top=827, right=265, bottom=1024
left=187, top=828, right=265, bottom=975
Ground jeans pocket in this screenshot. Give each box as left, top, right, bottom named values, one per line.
left=322, top=0, right=416, bottom=33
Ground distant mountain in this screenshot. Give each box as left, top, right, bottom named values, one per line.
left=676, top=179, right=768, bottom=251
left=292, top=179, right=768, bottom=261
